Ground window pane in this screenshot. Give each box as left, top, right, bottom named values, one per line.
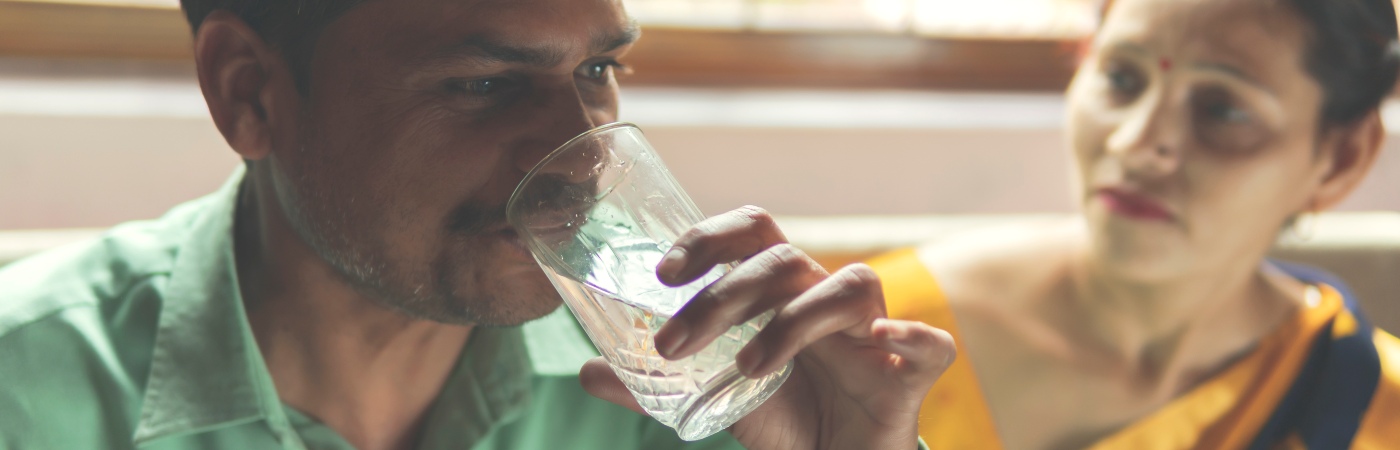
left=914, top=0, right=1096, bottom=38
left=625, top=0, right=1099, bottom=38
left=753, top=0, right=910, bottom=32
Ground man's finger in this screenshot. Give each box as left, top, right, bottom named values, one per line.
left=871, top=319, right=957, bottom=390
left=578, top=357, right=647, bottom=416
left=656, top=206, right=788, bottom=286
left=734, top=264, right=887, bottom=378
left=654, top=243, right=826, bottom=360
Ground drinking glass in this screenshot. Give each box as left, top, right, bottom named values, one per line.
left=506, top=122, right=792, bottom=441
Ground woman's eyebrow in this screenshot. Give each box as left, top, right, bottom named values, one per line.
left=1193, top=62, right=1274, bottom=94
left=1106, top=41, right=1151, bottom=57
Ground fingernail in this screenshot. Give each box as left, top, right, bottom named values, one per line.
left=656, top=322, right=689, bottom=359
left=737, top=344, right=765, bottom=377
left=656, top=247, right=687, bottom=283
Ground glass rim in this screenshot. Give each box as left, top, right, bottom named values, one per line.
left=506, top=121, right=642, bottom=226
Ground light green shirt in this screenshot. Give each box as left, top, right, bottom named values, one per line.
left=0, top=168, right=742, bottom=450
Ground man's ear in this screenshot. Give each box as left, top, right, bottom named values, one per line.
left=1310, top=110, right=1386, bottom=211
left=192, top=11, right=294, bottom=161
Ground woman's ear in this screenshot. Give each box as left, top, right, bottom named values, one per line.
left=192, top=11, right=296, bottom=161
left=1310, top=111, right=1386, bottom=211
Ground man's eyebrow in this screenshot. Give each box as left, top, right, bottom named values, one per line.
left=422, top=23, right=639, bottom=70
left=593, top=21, right=642, bottom=54
left=448, top=35, right=567, bottom=67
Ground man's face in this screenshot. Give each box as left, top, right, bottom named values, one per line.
left=267, top=0, right=636, bottom=325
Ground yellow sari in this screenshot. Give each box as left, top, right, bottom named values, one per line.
left=868, top=249, right=1400, bottom=449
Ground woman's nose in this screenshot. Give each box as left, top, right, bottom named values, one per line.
left=1106, top=95, right=1186, bottom=178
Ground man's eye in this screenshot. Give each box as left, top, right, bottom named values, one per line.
left=580, top=61, right=626, bottom=82
left=446, top=78, right=515, bottom=96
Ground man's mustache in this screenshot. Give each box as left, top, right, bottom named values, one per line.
left=446, top=201, right=507, bottom=235
left=453, top=175, right=599, bottom=234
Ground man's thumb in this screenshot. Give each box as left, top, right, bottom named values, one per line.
left=579, top=357, right=647, bottom=416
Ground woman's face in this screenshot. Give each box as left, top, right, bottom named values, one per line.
left=1067, top=0, right=1331, bottom=280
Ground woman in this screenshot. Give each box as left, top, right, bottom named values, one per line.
left=869, top=0, right=1400, bottom=448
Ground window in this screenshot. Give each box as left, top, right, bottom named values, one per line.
left=627, top=0, right=1099, bottom=38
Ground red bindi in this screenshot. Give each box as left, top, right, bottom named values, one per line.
left=1159, top=58, right=1173, bottom=71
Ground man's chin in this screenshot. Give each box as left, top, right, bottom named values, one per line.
left=467, top=294, right=564, bottom=327
left=464, top=269, right=565, bottom=326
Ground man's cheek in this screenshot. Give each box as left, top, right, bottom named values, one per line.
left=582, top=86, right=620, bottom=123
left=590, top=103, right=619, bottom=125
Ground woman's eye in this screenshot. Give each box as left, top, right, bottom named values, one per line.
left=1191, top=87, right=1266, bottom=152
left=1201, top=101, right=1251, bottom=123
left=1105, top=64, right=1145, bottom=96
left=1191, top=87, right=1253, bottom=125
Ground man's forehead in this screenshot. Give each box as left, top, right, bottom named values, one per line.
left=338, top=0, right=634, bottom=61
left=449, top=0, right=631, bottom=34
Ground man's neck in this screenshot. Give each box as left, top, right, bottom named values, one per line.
left=234, top=173, right=473, bottom=450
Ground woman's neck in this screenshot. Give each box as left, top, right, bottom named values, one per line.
left=1053, top=243, right=1306, bottom=391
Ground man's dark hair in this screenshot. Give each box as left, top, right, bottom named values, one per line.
left=1099, top=0, right=1400, bottom=128
left=179, top=0, right=368, bottom=93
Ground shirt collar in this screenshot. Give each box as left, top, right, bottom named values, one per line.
left=131, top=166, right=600, bottom=448
left=416, top=325, right=534, bottom=448
left=133, top=166, right=297, bottom=447
left=415, top=306, right=599, bottom=447
left=522, top=305, right=599, bottom=376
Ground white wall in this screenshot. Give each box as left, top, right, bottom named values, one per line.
left=4, top=59, right=1400, bottom=229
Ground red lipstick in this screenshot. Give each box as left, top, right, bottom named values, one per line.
left=1096, top=188, right=1174, bottom=222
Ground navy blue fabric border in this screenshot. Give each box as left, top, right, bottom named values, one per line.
left=1245, top=261, right=1381, bottom=450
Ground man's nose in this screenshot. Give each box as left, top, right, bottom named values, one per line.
left=513, top=88, right=602, bottom=182
left=1105, top=92, right=1186, bottom=178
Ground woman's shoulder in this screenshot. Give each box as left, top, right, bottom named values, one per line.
left=867, top=218, right=1080, bottom=323
left=911, top=218, right=1081, bottom=309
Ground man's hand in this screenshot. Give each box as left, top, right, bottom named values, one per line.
left=580, top=206, right=955, bottom=450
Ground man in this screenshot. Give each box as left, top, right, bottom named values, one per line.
left=0, top=0, right=954, bottom=449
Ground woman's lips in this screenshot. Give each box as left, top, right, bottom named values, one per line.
left=1096, top=188, right=1174, bottom=222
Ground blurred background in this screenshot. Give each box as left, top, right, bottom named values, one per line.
left=2, top=0, right=1399, bottom=229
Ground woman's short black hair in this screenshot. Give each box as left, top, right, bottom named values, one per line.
left=1288, top=0, right=1400, bottom=126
